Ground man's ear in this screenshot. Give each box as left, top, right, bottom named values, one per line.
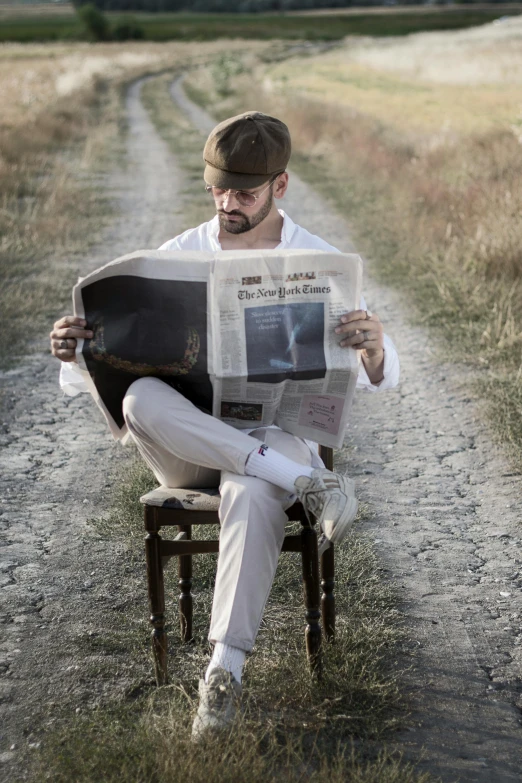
left=273, top=172, right=289, bottom=200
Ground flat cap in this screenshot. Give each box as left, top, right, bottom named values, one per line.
left=203, top=111, right=291, bottom=190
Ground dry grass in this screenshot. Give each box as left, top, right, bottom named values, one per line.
left=0, top=2, right=76, bottom=17
left=184, top=19, right=522, bottom=467
left=29, top=454, right=429, bottom=783
left=0, top=40, right=270, bottom=367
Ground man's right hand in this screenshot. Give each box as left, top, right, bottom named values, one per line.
left=50, top=316, right=93, bottom=363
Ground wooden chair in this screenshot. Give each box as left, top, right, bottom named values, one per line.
left=141, top=445, right=335, bottom=686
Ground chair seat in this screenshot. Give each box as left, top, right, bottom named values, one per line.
left=140, top=486, right=221, bottom=512
left=140, top=485, right=308, bottom=523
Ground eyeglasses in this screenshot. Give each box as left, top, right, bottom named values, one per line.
left=204, top=176, right=280, bottom=208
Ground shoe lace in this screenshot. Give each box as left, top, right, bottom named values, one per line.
left=300, top=473, right=342, bottom=521
left=206, top=681, right=234, bottom=712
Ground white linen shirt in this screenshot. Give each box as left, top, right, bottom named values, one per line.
left=60, top=210, right=399, bottom=396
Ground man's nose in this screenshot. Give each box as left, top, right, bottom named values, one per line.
left=222, top=190, right=238, bottom=210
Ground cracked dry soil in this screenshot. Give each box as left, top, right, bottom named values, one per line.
left=1, top=77, right=522, bottom=783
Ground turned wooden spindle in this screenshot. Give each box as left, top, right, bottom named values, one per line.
left=318, top=443, right=336, bottom=642
left=301, top=522, right=322, bottom=674
left=144, top=511, right=168, bottom=685
left=178, top=524, right=193, bottom=643
left=321, top=545, right=335, bottom=641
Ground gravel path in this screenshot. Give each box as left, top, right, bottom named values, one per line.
left=1, top=74, right=521, bottom=783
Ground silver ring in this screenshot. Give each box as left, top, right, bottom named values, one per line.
left=365, top=310, right=372, bottom=320
left=363, top=330, right=372, bottom=342
left=59, top=339, right=69, bottom=350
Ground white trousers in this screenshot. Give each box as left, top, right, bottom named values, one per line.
left=123, top=377, right=315, bottom=652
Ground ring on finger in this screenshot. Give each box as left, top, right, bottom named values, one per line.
left=59, top=339, right=70, bottom=350
left=363, top=330, right=372, bottom=341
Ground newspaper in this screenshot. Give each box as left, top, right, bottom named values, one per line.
left=73, top=248, right=362, bottom=448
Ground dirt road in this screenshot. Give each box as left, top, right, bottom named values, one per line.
left=0, top=78, right=187, bottom=782
left=1, top=76, right=521, bottom=782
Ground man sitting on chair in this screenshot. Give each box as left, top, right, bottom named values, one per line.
left=50, top=111, right=400, bottom=740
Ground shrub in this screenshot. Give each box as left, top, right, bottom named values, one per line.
left=77, top=3, right=110, bottom=42
left=112, top=17, right=145, bottom=41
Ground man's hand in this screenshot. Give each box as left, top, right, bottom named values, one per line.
left=50, top=316, right=93, bottom=363
left=335, top=309, right=384, bottom=384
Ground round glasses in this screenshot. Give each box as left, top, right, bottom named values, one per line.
left=204, top=176, right=279, bottom=208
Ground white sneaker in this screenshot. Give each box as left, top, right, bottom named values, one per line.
left=294, top=468, right=358, bottom=552
left=191, top=668, right=242, bottom=742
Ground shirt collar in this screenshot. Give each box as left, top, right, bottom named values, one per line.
left=209, top=209, right=295, bottom=250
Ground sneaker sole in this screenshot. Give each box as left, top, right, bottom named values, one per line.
left=321, top=495, right=358, bottom=547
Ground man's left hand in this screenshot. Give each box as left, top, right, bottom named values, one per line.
left=335, top=309, right=384, bottom=356
left=335, top=309, right=385, bottom=384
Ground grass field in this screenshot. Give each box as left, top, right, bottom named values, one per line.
left=184, top=16, right=522, bottom=467
left=0, top=6, right=518, bottom=42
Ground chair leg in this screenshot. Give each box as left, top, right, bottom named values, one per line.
left=178, top=525, right=193, bottom=643
left=321, top=544, right=335, bottom=642
left=301, top=524, right=322, bottom=675
left=145, top=527, right=168, bottom=686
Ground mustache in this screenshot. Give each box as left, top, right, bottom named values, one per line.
left=218, top=209, right=246, bottom=218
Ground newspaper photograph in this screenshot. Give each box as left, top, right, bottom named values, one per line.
left=73, top=248, right=362, bottom=447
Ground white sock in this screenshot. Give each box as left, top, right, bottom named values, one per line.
left=244, top=443, right=315, bottom=494
left=206, top=642, right=246, bottom=685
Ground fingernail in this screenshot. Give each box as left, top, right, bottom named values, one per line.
left=335, top=327, right=341, bottom=333
left=86, top=331, right=93, bottom=337
left=80, top=319, right=86, bottom=325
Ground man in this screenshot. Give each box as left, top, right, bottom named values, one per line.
left=50, top=111, right=399, bottom=740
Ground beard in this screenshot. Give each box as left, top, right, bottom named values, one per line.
left=218, top=190, right=273, bottom=235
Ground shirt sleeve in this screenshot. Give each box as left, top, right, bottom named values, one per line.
left=59, top=361, right=89, bottom=396
left=158, top=237, right=182, bottom=251
left=356, top=333, right=400, bottom=392
left=355, top=293, right=400, bottom=392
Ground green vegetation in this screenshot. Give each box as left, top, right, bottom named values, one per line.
left=77, top=2, right=111, bottom=40
left=0, top=8, right=516, bottom=43
left=76, top=3, right=146, bottom=41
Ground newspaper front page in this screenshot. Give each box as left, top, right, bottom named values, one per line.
left=211, top=249, right=361, bottom=447
left=73, top=249, right=362, bottom=448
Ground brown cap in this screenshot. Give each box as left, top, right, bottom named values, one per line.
left=203, top=111, right=291, bottom=190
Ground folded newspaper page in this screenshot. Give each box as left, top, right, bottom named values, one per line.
left=73, top=249, right=362, bottom=448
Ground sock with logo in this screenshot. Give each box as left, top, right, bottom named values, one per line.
left=244, top=443, right=315, bottom=494
left=206, top=642, right=246, bottom=685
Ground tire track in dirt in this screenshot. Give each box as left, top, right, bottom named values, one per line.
left=0, top=77, right=186, bottom=781
left=170, top=77, right=522, bottom=782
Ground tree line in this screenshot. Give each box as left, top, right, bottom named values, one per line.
left=73, top=0, right=509, bottom=13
